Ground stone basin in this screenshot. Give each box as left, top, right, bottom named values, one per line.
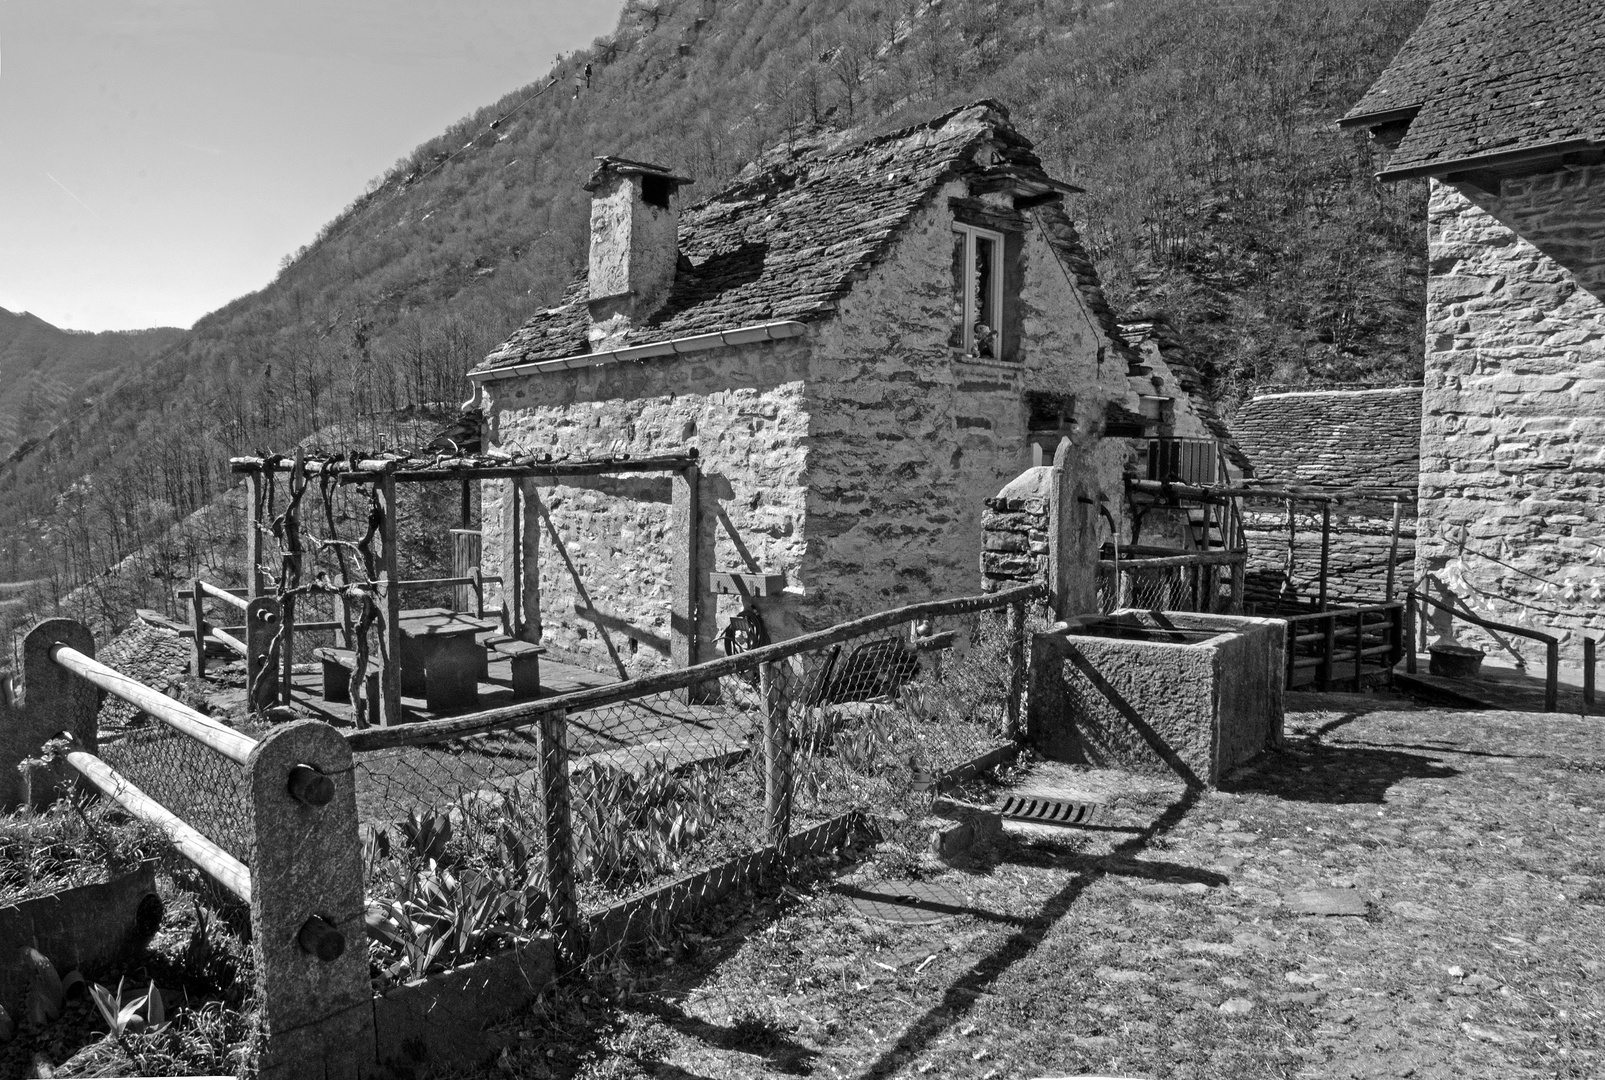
left=1027, top=610, right=1286, bottom=787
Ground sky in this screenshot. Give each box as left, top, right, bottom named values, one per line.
left=0, top=0, right=621, bottom=332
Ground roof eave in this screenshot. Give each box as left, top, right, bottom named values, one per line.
left=1376, top=137, right=1603, bottom=183
left=470, top=319, right=810, bottom=384
left=1337, top=103, right=1422, bottom=131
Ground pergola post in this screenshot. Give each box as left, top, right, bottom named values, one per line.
left=671, top=464, right=715, bottom=701
left=376, top=472, right=403, bottom=727
left=502, top=480, right=541, bottom=641
left=245, top=471, right=265, bottom=599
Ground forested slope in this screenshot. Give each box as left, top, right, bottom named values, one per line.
left=0, top=0, right=1430, bottom=638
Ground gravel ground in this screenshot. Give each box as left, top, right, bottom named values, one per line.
left=478, top=690, right=1605, bottom=1080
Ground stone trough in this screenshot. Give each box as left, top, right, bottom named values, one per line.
left=1027, top=610, right=1285, bottom=787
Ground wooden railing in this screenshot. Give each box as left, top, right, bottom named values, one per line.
left=1282, top=601, right=1406, bottom=691
left=1407, top=589, right=1560, bottom=712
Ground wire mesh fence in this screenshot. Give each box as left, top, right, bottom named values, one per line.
left=349, top=587, right=1036, bottom=964
left=1097, top=559, right=1234, bottom=614
left=98, top=722, right=254, bottom=863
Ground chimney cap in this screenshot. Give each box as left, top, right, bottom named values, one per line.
left=584, top=156, right=694, bottom=193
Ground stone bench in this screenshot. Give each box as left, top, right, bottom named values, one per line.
left=314, top=647, right=379, bottom=706
left=489, top=639, right=544, bottom=699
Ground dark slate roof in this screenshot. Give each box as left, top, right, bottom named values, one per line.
left=476, top=101, right=1125, bottom=371
left=1231, top=386, right=1422, bottom=492
left=1342, top=0, right=1605, bottom=176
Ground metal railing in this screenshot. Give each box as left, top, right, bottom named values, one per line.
left=1407, top=588, right=1560, bottom=712
left=1282, top=602, right=1406, bottom=691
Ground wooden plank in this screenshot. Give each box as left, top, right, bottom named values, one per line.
left=709, top=572, right=786, bottom=597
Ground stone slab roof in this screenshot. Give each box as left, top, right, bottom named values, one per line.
left=476, top=101, right=1124, bottom=372
left=1342, top=0, right=1605, bottom=176
left=1231, top=385, right=1422, bottom=491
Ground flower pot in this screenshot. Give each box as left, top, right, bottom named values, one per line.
left=1429, top=644, right=1485, bottom=679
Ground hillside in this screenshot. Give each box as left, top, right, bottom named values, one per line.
left=0, top=0, right=1431, bottom=638
left=0, top=308, right=184, bottom=464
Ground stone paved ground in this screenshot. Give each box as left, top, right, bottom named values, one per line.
left=489, top=691, right=1605, bottom=1080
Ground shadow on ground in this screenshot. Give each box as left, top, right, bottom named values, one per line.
left=1222, top=734, right=1460, bottom=805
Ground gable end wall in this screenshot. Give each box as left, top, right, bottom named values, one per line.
left=1418, top=170, right=1605, bottom=659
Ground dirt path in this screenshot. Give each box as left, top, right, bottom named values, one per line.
left=490, top=691, right=1604, bottom=1079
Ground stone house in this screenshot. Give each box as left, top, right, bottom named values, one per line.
left=468, top=102, right=1133, bottom=676
left=1341, top=0, right=1605, bottom=660
left=1232, top=384, right=1421, bottom=607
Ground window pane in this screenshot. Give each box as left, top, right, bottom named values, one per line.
left=949, top=232, right=968, bottom=349
left=973, top=234, right=996, bottom=358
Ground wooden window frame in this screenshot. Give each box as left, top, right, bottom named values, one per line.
left=953, top=223, right=1006, bottom=360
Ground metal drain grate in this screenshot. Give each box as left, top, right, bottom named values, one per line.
left=996, top=795, right=1101, bottom=826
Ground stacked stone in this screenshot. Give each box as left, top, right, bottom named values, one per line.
left=980, top=490, right=1049, bottom=592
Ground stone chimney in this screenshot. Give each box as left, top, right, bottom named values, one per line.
left=583, top=157, right=693, bottom=351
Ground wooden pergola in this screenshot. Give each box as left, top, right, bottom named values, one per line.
left=228, top=448, right=707, bottom=727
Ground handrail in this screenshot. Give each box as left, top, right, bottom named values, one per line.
left=65, top=749, right=251, bottom=901
left=346, top=582, right=1048, bottom=752
left=1283, top=602, right=1402, bottom=624
left=395, top=574, right=503, bottom=589
left=199, top=580, right=249, bottom=612
left=1409, top=588, right=1558, bottom=711
left=1098, top=551, right=1246, bottom=570
left=50, top=644, right=258, bottom=764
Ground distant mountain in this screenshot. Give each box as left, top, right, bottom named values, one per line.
left=0, top=307, right=184, bottom=460
left=0, top=0, right=1432, bottom=634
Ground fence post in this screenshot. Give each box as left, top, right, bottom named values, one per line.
left=1319, top=615, right=1335, bottom=690
left=1006, top=601, right=1026, bottom=740
left=7, top=620, right=99, bottom=810
left=761, top=662, right=793, bottom=861
left=190, top=578, right=208, bottom=678
left=247, top=597, right=283, bottom=713
left=1230, top=559, right=1245, bottom=614
left=1586, top=637, right=1596, bottom=708
left=246, top=719, right=374, bottom=1079
left=1545, top=641, right=1559, bottom=714
left=1352, top=610, right=1364, bottom=692
left=1405, top=593, right=1418, bottom=674
left=535, top=707, right=580, bottom=963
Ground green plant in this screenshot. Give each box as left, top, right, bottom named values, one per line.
left=90, top=978, right=168, bottom=1039
left=570, top=761, right=722, bottom=887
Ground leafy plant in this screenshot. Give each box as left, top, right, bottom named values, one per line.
left=90, top=978, right=168, bottom=1039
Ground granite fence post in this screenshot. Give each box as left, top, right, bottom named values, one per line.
left=7, top=620, right=99, bottom=810
left=247, top=719, right=375, bottom=1079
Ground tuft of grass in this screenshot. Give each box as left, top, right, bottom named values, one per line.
left=0, top=794, right=167, bottom=907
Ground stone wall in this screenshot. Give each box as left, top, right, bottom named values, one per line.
left=481, top=339, right=810, bottom=677
left=1417, top=171, right=1605, bottom=663
left=979, top=467, right=1051, bottom=592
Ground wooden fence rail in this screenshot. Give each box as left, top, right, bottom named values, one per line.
left=1280, top=602, right=1405, bottom=692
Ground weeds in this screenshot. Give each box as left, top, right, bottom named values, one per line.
left=0, top=794, right=167, bottom=906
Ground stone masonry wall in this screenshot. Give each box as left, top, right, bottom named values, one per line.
left=481, top=338, right=811, bottom=677
left=1418, top=171, right=1605, bottom=664
left=798, top=182, right=1129, bottom=631
left=980, top=467, right=1052, bottom=592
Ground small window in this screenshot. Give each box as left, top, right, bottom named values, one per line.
left=951, top=224, right=1005, bottom=359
